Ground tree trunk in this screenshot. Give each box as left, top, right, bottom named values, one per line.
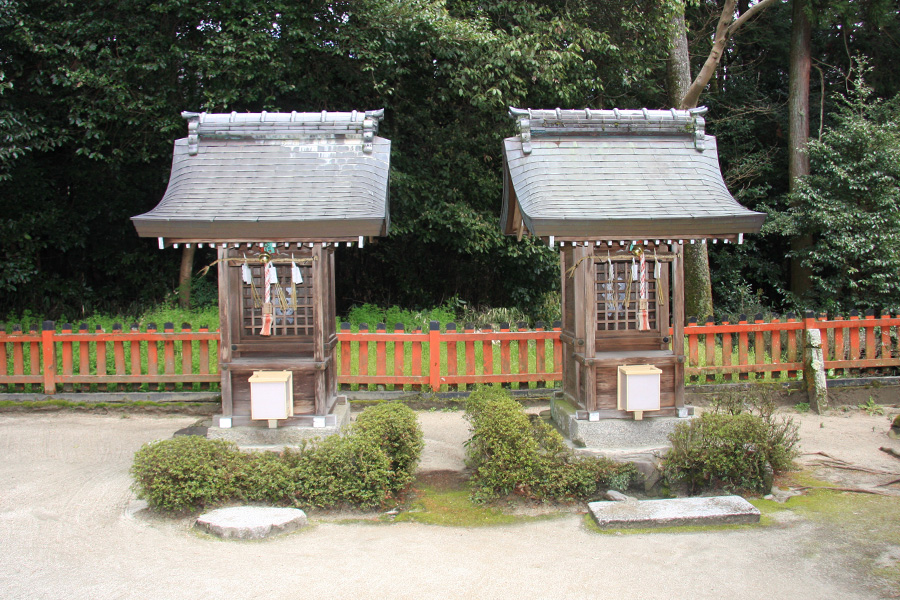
left=666, top=8, right=691, bottom=107
left=788, top=0, right=812, bottom=297
left=668, top=0, right=780, bottom=320
left=680, top=0, right=780, bottom=110
left=178, top=245, right=196, bottom=309
left=668, top=5, right=715, bottom=321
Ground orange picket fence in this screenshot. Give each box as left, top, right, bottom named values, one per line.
left=0, top=321, right=219, bottom=393
left=684, top=310, right=900, bottom=382
left=336, top=321, right=563, bottom=392
left=3, top=311, right=900, bottom=395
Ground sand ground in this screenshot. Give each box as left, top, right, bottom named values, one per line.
left=1, top=406, right=899, bottom=600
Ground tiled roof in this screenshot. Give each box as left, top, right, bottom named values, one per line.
left=132, top=110, right=390, bottom=242
left=501, top=107, right=765, bottom=240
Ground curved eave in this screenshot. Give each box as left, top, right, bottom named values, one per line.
left=132, top=136, right=390, bottom=243
left=501, top=134, right=765, bottom=240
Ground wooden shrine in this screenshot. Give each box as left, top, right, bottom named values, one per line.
left=132, top=110, right=391, bottom=426
left=501, top=107, right=765, bottom=419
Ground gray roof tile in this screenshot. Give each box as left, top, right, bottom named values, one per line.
left=132, top=111, right=390, bottom=241
left=501, top=107, right=765, bottom=239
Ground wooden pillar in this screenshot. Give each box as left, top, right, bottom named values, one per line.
left=580, top=244, right=597, bottom=411
left=559, top=248, right=573, bottom=402
left=312, top=243, right=326, bottom=415
left=672, top=243, right=686, bottom=408
left=217, top=246, right=233, bottom=417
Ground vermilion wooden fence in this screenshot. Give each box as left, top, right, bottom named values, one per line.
left=0, top=321, right=219, bottom=393
left=3, top=312, right=900, bottom=394
left=337, top=321, right=563, bottom=391
left=684, top=310, right=900, bottom=382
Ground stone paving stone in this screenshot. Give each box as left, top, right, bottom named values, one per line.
left=196, top=506, right=308, bottom=540
left=588, top=495, right=761, bottom=529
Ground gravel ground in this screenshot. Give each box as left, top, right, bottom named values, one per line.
left=0, top=408, right=898, bottom=600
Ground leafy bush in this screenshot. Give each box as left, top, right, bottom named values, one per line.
left=465, top=386, right=637, bottom=502
left=130, top=436, right=243, bottom=512
left=293, top=433, right=394, bottom=508
left=131, top=404, right=423, bottom=512
left=342, top=302, right=455, bottom=332
left=237, top=450, right=300, bottom=504
left=662, top=410, right=799, bottom=494
left=352, top=402, right=424, bottom=493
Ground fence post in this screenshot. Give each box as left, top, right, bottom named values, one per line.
left=429, top=321, right=441, bottom=392
left=803, top=311, right=828, bottom=413
left=41, top=321, right=56, bottom=394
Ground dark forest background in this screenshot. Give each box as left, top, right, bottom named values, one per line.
left=2, top=0, right=900, bottom=321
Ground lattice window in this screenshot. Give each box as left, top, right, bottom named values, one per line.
left=241, top=262, right=314, bottom=337
left=595, top=261, right=658, bottom=332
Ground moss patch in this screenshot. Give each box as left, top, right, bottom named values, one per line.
left=0, top=399, right=216, bottom=412
left=764, top=470, right=900, bottom=591
left=389, top=471, right=563, bottom=527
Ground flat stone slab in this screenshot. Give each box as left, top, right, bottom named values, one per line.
left=588, top=495, right=760, bottom=529
left=196, top=507, right=308, bottom=540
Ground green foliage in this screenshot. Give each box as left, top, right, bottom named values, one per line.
left=858, top=397, right=884, bottom=416
left=464, top=386, right=637, bottom=502
left=130, top=436, right=243, bottom=512
left=237, top=450, right=301, bottom=504
left=130, top=403, right=424, bottom=512
left=662, top=406, right=799, bottom=495
left=351, top=402, right=424, bottom=493
left=291, top=433, right=395, bottom=509
left=794, top=402, right=810, bottom=413
left=791, top=65, right=900, bottom=312
left=4, top=0, right=900, bottom=318
left=3, top=304, right=220, bottom=333
left=343, top=303, right=455, bottom=331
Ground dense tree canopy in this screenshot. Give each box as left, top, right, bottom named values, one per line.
left=1, top=0, right=900, bottom=318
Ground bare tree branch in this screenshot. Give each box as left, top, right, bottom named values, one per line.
left=680, top=0, right=781, bottom=109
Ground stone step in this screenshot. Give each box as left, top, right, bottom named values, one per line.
left=588, top=495, right=760, bottom=529
left=196, top=506, right=308, bottom=540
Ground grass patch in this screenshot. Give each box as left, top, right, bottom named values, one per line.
left=0, top=399, right=215, bottom=411
left=759, top=470, right=900, bottom=591
left=391, top=472, right=562, bottom=527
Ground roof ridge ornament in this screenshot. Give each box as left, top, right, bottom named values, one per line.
left=507, top=106, right=709, bottom=152
left=689, top=107, right=707, bottom=151
left=181, top=111, right=200, bottom=155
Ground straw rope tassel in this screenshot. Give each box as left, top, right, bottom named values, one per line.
left=606, top=255, right=615, bottom=307
left=260, top=260, right=273, bottom=336
left=639, top=251, right=650, bottom=331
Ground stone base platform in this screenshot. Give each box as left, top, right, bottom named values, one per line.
left=588, top=495, right=761, bottom=529
left=551, top=396, right=694, bottom=450
left=196, top=506, right=308, bottom=539
left=207, top=401, right=350, bottom=448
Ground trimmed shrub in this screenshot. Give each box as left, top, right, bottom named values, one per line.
left=465, top=386, right=542, bottom=500
left=352, top=402, right=424, bottom=494
left=293, top=433, right=394, bottom=508
left=237, top=450, right=300, bottom=504
left=465, top=386, right=637, bottom=502
left=130, top=436, right=243, bottom=512
left=661, top=411, right=799, bottom=494
left=130, top=403, right=424, bottom=513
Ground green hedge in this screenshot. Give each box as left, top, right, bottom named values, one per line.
left=661, top=410, right=799, bottom=494
left=464, top=386, right=637, bottom=502
left=130, top=402, right=424, bottom=512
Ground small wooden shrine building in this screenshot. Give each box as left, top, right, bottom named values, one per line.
left=501, top=107, right=764, bottom=420
left=132, top=110, right=390, bottom=427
